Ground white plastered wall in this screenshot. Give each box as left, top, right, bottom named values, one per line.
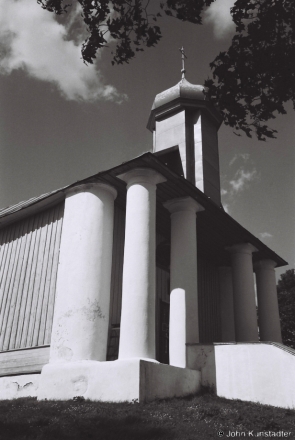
left=188, top=343, right=295, bottom=409
left=193, top=112, right=204, bottom=192
left=215, top=343, right=295, bottom=408
left=0, top=374, right=40, bottom=399
left=153, top=110, right=221, bottom=205
left=154, top=111, right=187, bottom=178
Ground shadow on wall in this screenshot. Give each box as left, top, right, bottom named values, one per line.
left=187, top=344, right=217, bottom=392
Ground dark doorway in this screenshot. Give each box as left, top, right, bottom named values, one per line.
left=159, top=300, right=170, bottom=364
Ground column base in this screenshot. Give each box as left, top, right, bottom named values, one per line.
left=38, top=359, right=201, bottom=402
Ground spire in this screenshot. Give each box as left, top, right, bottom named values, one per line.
left=179, top=46, right=187, bottom=79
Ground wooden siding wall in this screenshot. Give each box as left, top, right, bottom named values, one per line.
left=156, top=232, right=170, bottom=306
left=155, top=266, right=170, bottom=360
left=109, top=205, right=125, bottom=327
left=0, top=202, right=64, bottom=352
left=198, top=256, right=222, bottom=343
left=107, top=205, right=125, bottom=360
left=156, top=267, right=170, bottom=304
left=0, top=346, right=50, bottom=376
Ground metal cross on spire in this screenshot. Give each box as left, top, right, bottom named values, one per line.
left=179, top=46, right=187, bottom=79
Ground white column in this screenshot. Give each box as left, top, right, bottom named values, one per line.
left=118, top=168, right=166, bottom=360
left=50, top=183, right=117, bottom=363
left=164, top=197, right=204, bottom=368
left=254, top=259, right=282, bottom=343
left=227, top=243, right=259, bottom=342
left=218, top=266, right=236, bottom=342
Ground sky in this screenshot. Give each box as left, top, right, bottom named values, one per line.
left=0, top=0, right=294, bottom=279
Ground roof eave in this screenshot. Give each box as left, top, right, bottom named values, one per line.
left=0, top=152, right=287, bottom=268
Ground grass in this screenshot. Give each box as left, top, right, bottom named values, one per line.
left=0, top=391, right=295, bottom=440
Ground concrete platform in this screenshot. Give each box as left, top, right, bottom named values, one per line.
left=37, top=359, right=201, bottom=402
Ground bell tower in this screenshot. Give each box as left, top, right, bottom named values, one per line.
left=147, top=50, right=223, bottom=206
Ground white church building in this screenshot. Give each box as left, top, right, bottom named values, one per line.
left=0, top=75, right=294, bottom=409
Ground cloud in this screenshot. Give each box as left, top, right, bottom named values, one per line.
left=259, top=232, right=273, bottom=240
left=221, top=189, right=229, bottom=213
left=229, top=153, right=250, bottom=167
left=221, top=154, right=259, bottom=214
left=229, top=169, right=257, bottom=193
left=0, top=0, right=126, bottom=103
left=221, top=154, right=259, bottom=215
left=204, top=0, right=236, bottom=38
left=223, top=203, right=230, bottom=213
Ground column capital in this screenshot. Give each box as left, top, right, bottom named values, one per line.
left=253, top=259, right=277, bottom=272
left=226, top=242, right=258, bottom=256
left=117, top=168, right=166, bottom=188
left=65, top=182, right=117, bottom=200
left=164, top=196, right=204, bottom=215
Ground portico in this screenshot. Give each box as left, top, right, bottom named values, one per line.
left=30, top=145, right=284, bottom=402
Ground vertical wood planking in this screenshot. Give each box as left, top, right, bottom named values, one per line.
left=0, top=202, right=64, bottom=351
left=18, top=213, right=42, bottom=349
left=106, top=205, right=125, bottom=360
left=11, top=215, right=35, bottom=349
left=109, top=205, right=125, bottom=327
left=37, top=206, right=57, bottom=346
left=26, top=212, right=48, bottom=347
left=198, top=257, right=222, bottom=343
left=156, top=267, right=170, bottom=303
left=32, top=208, right=54, bottom=346
left=21, top=212, right=44, bottom=348
left=4, top=217, right=31, bottom=349
left=155, top=266, right=170, bottom=361
left=0, top=225, right=14, bottom=324
left=44, top=203, right=64, bottom=344
left=0, top=222, right=23, bottom=349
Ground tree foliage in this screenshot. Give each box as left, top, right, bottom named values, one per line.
left=37, top=0, right=213, bottom=65
left=206, top=0, right=295, bottom=141
left=37, top=0, right=295, bottom=141
left=277, top=269, right=295, bottom=349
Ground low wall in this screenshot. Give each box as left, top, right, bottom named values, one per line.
left=186, top=343, right=216, bottom=390
left=215, top=343, right=295, bottom=409
left=187, top=342, right=295, bottom=409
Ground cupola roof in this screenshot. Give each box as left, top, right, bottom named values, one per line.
left=151, top=78, right=206, bottom=110
left=147, top=78, right=222, bottom=133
